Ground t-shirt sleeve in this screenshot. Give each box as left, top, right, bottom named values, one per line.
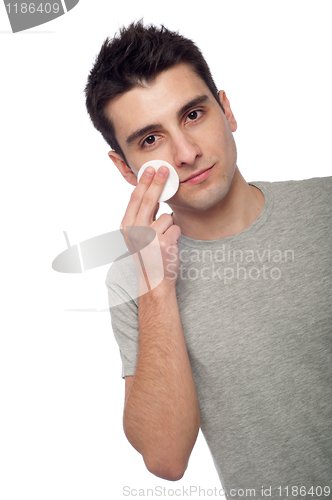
left=105, top=255, right=140, bottom=379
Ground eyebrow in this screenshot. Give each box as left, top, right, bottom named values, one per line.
left=125, top=94, right=210, bottom=147
left=177, top=94, right=209, bottom=120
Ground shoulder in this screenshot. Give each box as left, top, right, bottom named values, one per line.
left=252, top=176, right=332, bottom=196
left=105, top=250, right=140, bottom=308
left=252, top=176, right=332, bottom=212
left=105, top=249, right=132, bottom=285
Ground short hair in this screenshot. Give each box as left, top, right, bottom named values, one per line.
left=84, top=21, right=224, bottom=161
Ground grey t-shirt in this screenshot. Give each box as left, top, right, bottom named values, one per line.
left=106, top=177, right=332, bottom=499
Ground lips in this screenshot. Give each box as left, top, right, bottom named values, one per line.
left=181, top=165, right=214, bottom=183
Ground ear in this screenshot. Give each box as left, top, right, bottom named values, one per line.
left=108, top=151, right=137, bottom=186
left=218, top=90, right=237, bottom=132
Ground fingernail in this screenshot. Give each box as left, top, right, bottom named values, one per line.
left=144, top=167, right=154, bottom=176
left=158, top=166, right=168, bottom=176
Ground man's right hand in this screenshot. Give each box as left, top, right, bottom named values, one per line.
left=119, top=165, right=200, bottom=482
left=120, top=165, right=182, bottom=288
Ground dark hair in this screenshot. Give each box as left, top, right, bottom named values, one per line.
left=84, top=21, right=224, bottom=161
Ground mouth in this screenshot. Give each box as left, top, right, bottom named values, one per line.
left=181, top=165, right=214, bottom=184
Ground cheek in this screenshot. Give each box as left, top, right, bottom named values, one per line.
left=213, top=120, right=236, bottom=158
left=199, top=117, right=227, bottom=149
left=131, top=144, right=172, bottom=172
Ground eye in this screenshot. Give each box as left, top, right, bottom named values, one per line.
left=186, top=109, right=203, bottom=123
left=141, top=135, right=158, bottom=148
left=145, top=135, right=156, bottom=145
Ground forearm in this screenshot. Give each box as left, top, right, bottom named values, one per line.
left=123, top=281, right=200, bottom=480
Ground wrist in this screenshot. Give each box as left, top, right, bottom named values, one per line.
left=138, top=276, right=176, bottom=298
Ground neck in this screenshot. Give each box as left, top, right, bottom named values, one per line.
left=171, top=167, right=265, bottom=241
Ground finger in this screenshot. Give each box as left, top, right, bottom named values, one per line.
left=122, top=167, right=156, bottom=227
left=152, top=202, right=160, bottom=221
left=135, top=166, right=169, bottom=225
left=151, top=213, right=174, bottom=233
left=164, top=223, right=182, bottom=244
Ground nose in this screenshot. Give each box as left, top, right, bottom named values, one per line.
left=171, top=130, right=202, bottom=167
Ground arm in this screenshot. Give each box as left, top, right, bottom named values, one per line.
left=121, top=166, right=200, bottom=481
left=124, top=283, right=200, bottom=481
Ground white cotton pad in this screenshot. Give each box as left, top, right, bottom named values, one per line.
left=137, top=160, right=180, bottom=202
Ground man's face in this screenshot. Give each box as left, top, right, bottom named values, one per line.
left=106, top=63, right=238, bottom=213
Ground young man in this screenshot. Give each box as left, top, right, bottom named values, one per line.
left=85, top=22, right=332, bottom=500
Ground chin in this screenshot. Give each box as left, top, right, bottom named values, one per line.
left=169, top=178, right=233, bottom=212
left=171, top=195, right=227, bottom=213
left=196, top=185, right=231, bottom=210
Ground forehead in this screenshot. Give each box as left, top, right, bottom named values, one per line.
left=105, top=63, right=213, bottom=144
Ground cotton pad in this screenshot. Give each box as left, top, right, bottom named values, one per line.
left=137, top=160, right=180, bottom=202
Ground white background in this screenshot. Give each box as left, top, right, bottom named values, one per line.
left=0, top=1, right=331, bottom=499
